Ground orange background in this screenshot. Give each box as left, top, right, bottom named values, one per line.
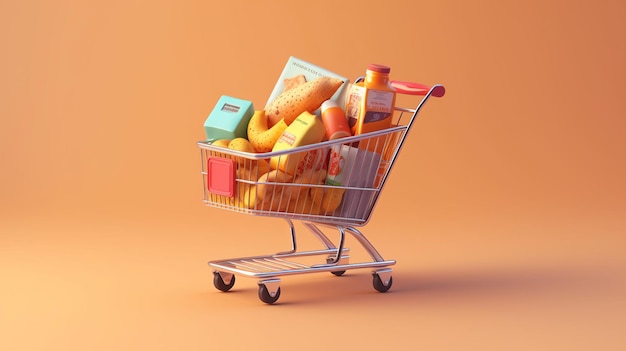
left=2, top=0, right=625, bottom=350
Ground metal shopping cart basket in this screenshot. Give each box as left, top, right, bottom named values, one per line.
left=197, top=81, right=445, bottom=303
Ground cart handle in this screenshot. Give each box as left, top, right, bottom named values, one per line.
left=354, top=77, right=445, bottom=98
left=390, top=80, right=446, bottom=97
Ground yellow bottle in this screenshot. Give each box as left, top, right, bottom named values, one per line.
left=270, top=111, right=326, bottom=176
left=345, top=64, right=397, bottom=154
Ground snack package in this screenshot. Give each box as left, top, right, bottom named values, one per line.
left=270, top=111, right=327, bottom=176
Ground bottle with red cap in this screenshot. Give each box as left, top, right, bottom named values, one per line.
left=345, top=64, right=397, bottom=154
left=321, top=99, right=352, bottom=141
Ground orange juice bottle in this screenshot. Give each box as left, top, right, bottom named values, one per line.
left=345, top=64, right=396, bottom=154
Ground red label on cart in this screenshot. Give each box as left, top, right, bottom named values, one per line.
left=207, top=157, right=236, bottom=197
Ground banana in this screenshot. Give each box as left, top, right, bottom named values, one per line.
left=243, top=186, right=264, bottom=210
left=255, top=169, right=294, bottom=202
left=227, top=137, right=256, bottom=153
left=211, top=139, right=231, bottom=148
left=285, top=168, right=326, bottom=201
left=208, top=138, right=231, bottom=157
left=247, top=110, right=288, bottom=153
left=287, top=192, right=322, bottom=216
left=251, top=159, right=270, bottom=177
left=310, top=187, right=345, bottom=214
left=246, top=185, right=290, bottom=212
left=227, top=137, right=257, bottom=170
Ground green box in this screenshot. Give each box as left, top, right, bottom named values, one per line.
left=204, top=95, right=254, bottom=141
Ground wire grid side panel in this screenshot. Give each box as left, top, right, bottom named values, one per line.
left=199, top=127, right=407, bottom=225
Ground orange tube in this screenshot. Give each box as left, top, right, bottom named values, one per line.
left=320, top=100, right=352, bottom=141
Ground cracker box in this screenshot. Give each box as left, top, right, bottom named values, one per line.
left=265, top=56, right=350, bottom=114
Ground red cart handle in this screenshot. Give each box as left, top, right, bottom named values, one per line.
left=390, top=80, right=446, bottom=97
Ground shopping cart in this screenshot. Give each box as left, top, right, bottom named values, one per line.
left=197, top=80, right=445, bottom=303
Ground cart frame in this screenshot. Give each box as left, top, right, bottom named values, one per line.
left=197, top=82, right=445, bottom=303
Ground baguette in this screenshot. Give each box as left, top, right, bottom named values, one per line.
left=266, top=77, right=343, bottom=127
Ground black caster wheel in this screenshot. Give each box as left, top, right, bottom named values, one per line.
left=327, top=257, right=346, bottom=276
left=373, top=273, right=393, bottom=293
left=258, top=284, right=281, bottom=304
left=213, top=272, right=235, bottom=292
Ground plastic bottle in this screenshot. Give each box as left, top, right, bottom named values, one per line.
left=320, top=100, right=352, bottom=141
left=345, top=64, right=397, bottom=154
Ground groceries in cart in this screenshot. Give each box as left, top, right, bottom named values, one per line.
left=197, top=57, right=445, bottom=304
left=200, top=57, right=416, bottom=221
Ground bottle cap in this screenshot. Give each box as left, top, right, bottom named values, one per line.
left=321, top=99, right=340, bottom=112
left=367, top=64, right=391, bottom=73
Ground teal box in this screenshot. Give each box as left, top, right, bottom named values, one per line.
left=204, top=96, right=254, bottom=141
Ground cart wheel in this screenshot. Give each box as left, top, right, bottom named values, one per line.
left=258, top=284, right=281, bottom=304
left=373, top=273, right=393, bottom=293
left=213, top=272, right=235, bottom=292
left=326, top=257, right=346, bottom=276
